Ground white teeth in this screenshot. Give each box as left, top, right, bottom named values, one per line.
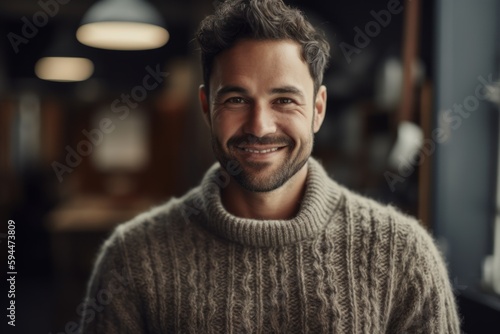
left=242, top=147, right=279, bottom=154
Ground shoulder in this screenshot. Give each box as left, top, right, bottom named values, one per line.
left=341, top=185, right=415, bottom=225
left=88, top=186, right=207, bottom=290
left=341, top=187, right=449, bottom=285
left=340, top=186, right=434, bottom=250
left=108, top=186, right=205, bottom=249
left=123, top=186, right=203, bottom=232
left=340, top=186, right=453, bottom=286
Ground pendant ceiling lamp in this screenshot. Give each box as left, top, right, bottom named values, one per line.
left=35, top=57, right=94, bottom=82
left=35, top=29, right=94, bottom=82
left=77, top=0, right=169, bottom=51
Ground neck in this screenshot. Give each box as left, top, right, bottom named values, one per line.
left=221, top=163, right=308, bottom=220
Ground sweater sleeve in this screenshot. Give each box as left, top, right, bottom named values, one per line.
left=387, top=219, right=461, bottom=334
left=78, top=226, right=145, bottom=334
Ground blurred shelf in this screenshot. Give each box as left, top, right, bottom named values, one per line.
left=46, top=195, right=157, bottom=232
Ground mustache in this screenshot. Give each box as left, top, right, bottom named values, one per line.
left=227, top=134, right=293, bottom=147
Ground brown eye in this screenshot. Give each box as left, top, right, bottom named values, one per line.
left=226, top=97, right=246, bottom=104
left=275, top=98, right=293, bottom=104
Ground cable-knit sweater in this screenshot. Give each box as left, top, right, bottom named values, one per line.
left=79, top=158, right=460, bottom=333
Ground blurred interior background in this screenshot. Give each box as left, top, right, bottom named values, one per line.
left=0, top=0, right=499, bottom=332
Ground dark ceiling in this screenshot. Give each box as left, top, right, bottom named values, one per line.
left=0, top=0, right=213, bottom=96
left=0, top=0, right=424, bottom=100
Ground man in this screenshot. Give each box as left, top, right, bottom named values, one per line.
left=79, top=0, right=460, bottom=333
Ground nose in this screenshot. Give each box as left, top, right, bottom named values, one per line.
left=242, top=102, right=277, bottom=137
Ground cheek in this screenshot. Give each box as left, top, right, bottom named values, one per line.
left=281, top=118, right=312, bottom=144
left=212, top=113, right=240, bottom=141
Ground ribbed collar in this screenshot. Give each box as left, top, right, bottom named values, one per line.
left=201, top=158, right=342, bottom=247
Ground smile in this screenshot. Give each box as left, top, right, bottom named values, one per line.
left=235, top=145, right=286, bottom=155
left=242, top=147, right=279, bottom=154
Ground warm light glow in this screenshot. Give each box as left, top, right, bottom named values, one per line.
left=35, top=57, right=94, bottom=82
left=77, top=22, right=169, bottom=50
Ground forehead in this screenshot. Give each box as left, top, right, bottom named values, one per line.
left=210, top=39, right=313, bottom=94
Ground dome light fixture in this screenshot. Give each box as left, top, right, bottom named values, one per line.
left=35, top=28, right=94, bottom=82
left=35, top=57, right=94, bottom=82
left=77, top=0, right=169, bottom=51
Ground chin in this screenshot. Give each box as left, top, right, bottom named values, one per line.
left=233, top=156, right=308, bottom=193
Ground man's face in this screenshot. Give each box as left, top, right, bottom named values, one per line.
left=200, top=39, right=326, bottom=192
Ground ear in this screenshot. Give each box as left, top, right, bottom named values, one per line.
left=199, top=84, right=211, bottom=127
left=313, top=85, right=327, bottom=133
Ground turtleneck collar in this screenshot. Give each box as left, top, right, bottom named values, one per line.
left=201, top=157, right=343, bottom=247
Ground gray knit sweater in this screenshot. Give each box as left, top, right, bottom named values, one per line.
left=79, top=158, right=460, bottom=333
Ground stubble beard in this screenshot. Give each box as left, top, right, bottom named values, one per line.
left=211, top=133, right=313, bottom=192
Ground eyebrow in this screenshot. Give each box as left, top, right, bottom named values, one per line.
left=214, top=85, right=248, bottom=101
left=214, top=85, right=305, bottom=101
left=270, top=86, right=305, bottom=99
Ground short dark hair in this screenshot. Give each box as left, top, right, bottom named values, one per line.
left=196, top=0, right=330, bottom=98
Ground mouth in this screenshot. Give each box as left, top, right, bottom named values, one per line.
left=237, top=146, right=285, bottom=154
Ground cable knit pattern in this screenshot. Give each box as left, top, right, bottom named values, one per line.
left=79, top=158, right=460, bottom=333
